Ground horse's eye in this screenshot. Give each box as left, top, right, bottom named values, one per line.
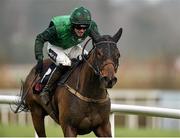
left=114, top=53, right=120, bottom=64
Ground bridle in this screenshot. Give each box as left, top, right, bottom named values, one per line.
left=82, top=39, right=118, bottom=76
left=65, top=39, right=118, bottom=104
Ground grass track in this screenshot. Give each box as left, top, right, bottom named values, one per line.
left=0, top=124, right=180, bottom=137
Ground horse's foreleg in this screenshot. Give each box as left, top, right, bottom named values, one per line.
left=31, top=107, right=46, bottom=137
left=93, top=122, right=112, bottom=137
left=62, top=125, right=77, bottom=137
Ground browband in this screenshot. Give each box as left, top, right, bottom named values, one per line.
left=94, top=41, right=117, bottom=46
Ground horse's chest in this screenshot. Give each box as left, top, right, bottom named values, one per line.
left=71, top=103, right=110, bottom=130
left=79, top=111, right=102, bottom=128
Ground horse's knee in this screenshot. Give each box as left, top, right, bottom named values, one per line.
left=62, top=125, right=77, bottom=137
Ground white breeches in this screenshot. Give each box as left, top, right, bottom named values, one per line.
left=47, top=43, right=87, bottom=66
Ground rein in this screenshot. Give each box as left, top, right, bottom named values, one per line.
left=82, top=38, right=100, bottom=75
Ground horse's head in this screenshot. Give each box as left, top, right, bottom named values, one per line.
left=87, top=28, right=122, bottom=89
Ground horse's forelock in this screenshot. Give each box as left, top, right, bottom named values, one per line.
left=98, top=35, right=113, bottom=42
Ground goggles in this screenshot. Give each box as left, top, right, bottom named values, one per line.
left=73, top=24, right=89, bottom=30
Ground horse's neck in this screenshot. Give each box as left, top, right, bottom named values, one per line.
left=78, top=62, right=107, bottom=99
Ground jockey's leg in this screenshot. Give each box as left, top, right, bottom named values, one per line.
left=68, top=44, right=83, bottom=59
left=40, top=65, right=62, bottom=105
left=34, top=63, right=56, bottom=93
left=40, top=63, right=56, bottom=84
left=68, top=44, right=88, bottom=59
left=40, top=43, right=72, bottom=105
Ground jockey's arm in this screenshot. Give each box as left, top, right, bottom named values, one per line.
left=34, top=26, right=58, bottom=61
left=89, top=20, right=100, bottom=38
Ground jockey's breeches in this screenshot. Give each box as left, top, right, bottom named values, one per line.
left=47, top=43, right=83, bottom=66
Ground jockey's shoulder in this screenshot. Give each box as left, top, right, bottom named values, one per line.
left=88, top=20, right=99, bottom=35
left=52, top=15, right=70, bottom=20
left=51, top=15, right=71, bottom=32
left=90, top=20, right=97, bottom=26
left=51, top=15, right=71, bottom=26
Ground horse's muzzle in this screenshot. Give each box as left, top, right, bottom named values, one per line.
left=100, top=76, right=117, bottom=88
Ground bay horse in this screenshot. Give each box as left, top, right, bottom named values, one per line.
left=16, top=28, right=122, bottom=137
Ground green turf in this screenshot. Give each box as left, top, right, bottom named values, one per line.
left=0, top=124, right=180, bottom=137
left=116, top=127, right=180, bottom=137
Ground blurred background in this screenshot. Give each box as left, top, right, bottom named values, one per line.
left=0, top=0, right=180, bottom=137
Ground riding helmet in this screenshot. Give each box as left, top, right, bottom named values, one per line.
left=70, top=7, right=91, bottom=26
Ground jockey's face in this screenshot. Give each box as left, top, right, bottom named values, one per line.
left=73, top=24, right=88, bottom=37
left=74, top=28, right=86, bottom=37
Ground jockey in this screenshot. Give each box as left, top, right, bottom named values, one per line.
left=34, top=7, right=100, bottom=105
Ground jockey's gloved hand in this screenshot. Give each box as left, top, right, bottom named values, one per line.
left=35, top=60, right=43, bottom=74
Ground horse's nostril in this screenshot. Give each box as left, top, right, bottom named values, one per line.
left=100, top=76, right=108, bottom=82
left=100, top=76, right=117, bottom=88
left=107, top=81, right=113, bottom=88
left=112, top=77, right=117, bottom=84
left=103, top=76, right=109, bottom=81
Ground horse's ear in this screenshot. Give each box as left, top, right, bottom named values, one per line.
left=112, top=28, right=123, bottom=43
left=90, top=30, right=100, bottom=43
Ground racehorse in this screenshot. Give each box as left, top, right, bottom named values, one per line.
left=16, top=28, right=122, bottom=137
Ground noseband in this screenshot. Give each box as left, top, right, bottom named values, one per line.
left=83, top=40, right=118, bottom=76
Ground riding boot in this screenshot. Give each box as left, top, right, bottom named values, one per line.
left=40, top=66, right=62, bottom=105
left=34, top=63, right=56, bottom=94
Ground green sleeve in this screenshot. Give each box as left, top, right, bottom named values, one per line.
left=89, top=20, right=100, bottom=37
left=34, top=26, right=58, bottom=61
